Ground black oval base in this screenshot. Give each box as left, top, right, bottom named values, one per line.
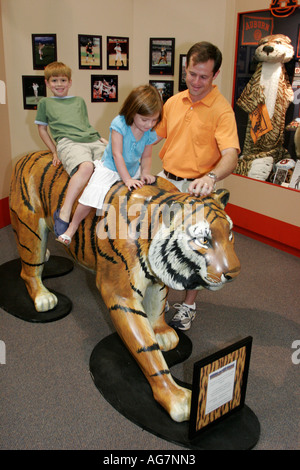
left=89, top=332, right=260, bottom=450
left=0, top=257, right=73, bottom=323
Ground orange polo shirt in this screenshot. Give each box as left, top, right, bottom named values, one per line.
left=156, top=86, right=240, bottom=179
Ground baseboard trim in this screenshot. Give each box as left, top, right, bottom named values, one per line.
left=226, top=203, right=300, bottom=258
left=0, top=197, right=10, bottom=229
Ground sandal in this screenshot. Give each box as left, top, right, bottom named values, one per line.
left=57, top=234, right=72, bottom=247
left=53, top=209, right=69, bottom=237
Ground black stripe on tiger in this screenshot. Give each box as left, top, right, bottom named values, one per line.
left=110, top=304, right=147, bottom=318
left=150, top=369, right=171, bottom=377
left=137, top=343, right=161, bottom=353
left=20, top=259, right=46, bottom=268
left=96, top=245, right=118, bottom=264
left=48, top=166, right=63, bottom=215
left=9, top=208, right=42, bottom=241
left=12, top=229, right=32, bottom=253
left=89, top=215, right=99, bottom=260
left=205, top=200, right=228, bottom=224
left=43, top=162, right=64, bottom=215
left=158, top=237, right=207, bottom=289
left=20, top=176, right=35, bottom=213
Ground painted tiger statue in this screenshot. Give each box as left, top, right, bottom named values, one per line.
left=9, top=151, right=241, bottom=423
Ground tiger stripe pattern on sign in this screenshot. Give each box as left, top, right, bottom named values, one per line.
left=195, top=346, right=247, bottom=431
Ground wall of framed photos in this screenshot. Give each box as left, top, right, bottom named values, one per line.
left=0, top=0, right=231, bottom=227
left=0, top=0, right=228, bottom=204
left=0, top=0, right=230, bottom=163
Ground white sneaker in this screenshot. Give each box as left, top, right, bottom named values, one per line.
left=169, top=303, right=196, bottom=331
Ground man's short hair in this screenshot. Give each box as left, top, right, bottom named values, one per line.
left=186, top=42, right=222, bottom=75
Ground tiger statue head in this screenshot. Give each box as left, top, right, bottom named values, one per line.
left=9, top=151, right=240, bottom=423
left=147, top=189, right=239, bottom=292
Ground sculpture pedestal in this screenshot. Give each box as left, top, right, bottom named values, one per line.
left=0, top=256, right=73, bottom=323
left=90, top=332, right=260, bottom=450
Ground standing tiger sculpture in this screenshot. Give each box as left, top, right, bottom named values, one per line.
left=235, top=34, right=294, bottom=181
left=9, top=151, right=241, bottom=423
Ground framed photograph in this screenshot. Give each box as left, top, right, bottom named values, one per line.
left=273, top=168, right=289, bottom=186
left=107, top=36, right=129, bottom=70
left=178, top=54, right=187, bottom=91
left=91, top=75, right=118, bottom=102
left=189, top=336, right=253, bottom=439
left=78, top=35, right=102, bottom=69
left=32, top=34, right=57, bottom=70
left=149, top=80, right=173, bottom=104
left=149, top=38, right=175, bottom=75
left=22, top=75, right=46, bottom=110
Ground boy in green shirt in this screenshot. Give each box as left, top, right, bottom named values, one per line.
left=35, top=61, right=107, bottom=237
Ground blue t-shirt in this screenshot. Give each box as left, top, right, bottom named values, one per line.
left=102, top=115, right=157, bottom=177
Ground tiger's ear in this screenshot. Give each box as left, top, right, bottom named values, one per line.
left=213, top=188, right=230, bottom=209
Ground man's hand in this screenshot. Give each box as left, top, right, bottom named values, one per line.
left=188, top=175, right=215, bottom=197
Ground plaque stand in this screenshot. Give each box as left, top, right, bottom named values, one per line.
left=89, top=332, right=260, bottom=450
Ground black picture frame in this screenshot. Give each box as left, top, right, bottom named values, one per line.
left=107, top=36, right=129, bottom=70
left=149, top=38, right=175, bottom=75
left=32, top=34, right=57, bottom=70
left=178, top=54, right=187, bottom=91
left=189, top=336, right=253, bottom=440
left=78, top=35, right=102, bottom=69
left=91, top=74, right=118, bottom=102
left=22, top=75, right=46, bottom=110
left=149, top=79, right=173, bottom=103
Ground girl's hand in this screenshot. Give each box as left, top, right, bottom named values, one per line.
left=125, top=178, right=144, bottom=191
left=141, top=174, right=155, bottom=185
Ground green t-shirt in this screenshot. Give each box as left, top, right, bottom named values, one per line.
left=35, top=96, right=100, bottom=143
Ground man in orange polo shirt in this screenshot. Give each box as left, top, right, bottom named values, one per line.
left=155, top=41, right=240, bottom=331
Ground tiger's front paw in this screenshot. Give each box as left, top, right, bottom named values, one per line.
left=155, top=384, right=191, bottom=422
left=169, top=387, right=192, bottom=422
left=34, top=291, right=58, bottom=312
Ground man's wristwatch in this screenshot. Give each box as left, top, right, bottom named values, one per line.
left=207, top=172, right=217, bottom=189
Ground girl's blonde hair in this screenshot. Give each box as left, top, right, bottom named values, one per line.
left=120, top=85, right=163, bottom=128
left=44, top=62, right=72, bottom=81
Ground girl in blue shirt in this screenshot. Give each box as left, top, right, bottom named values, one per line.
left=57, top=85, right=162, bottom=245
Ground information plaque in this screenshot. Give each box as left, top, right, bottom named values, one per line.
left=189, top=336, right=253, bottom=439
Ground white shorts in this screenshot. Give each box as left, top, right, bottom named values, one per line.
left=79, top=160, right=140, bottom=211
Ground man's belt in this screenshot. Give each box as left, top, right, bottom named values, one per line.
left=163, top=170, right=194, bottom=181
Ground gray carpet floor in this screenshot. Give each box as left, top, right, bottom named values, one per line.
left=0, top=224, right=299, bottom=450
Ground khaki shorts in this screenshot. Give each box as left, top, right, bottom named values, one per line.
left=56, top=137, right=107, bottom=176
